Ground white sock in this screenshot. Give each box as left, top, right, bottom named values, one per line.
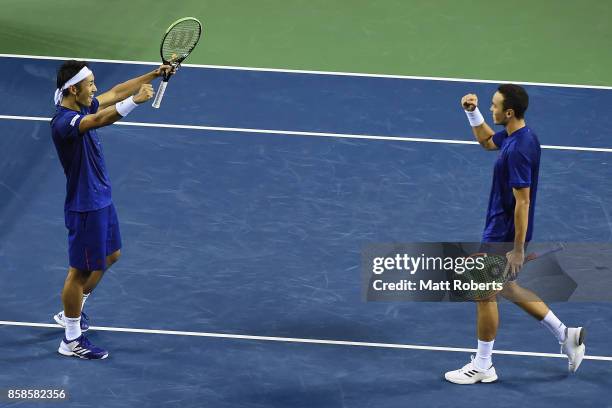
left=81, top=292, right=90, bottom=310
left=65, top=316, right=82, bottom=341
left=475, top=339, right=495, bottom=371
left=540, top=310, right=567, bottom=343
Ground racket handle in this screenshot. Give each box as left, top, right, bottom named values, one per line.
left=526, top=243, right=566, bottom=261
left=152, top=79, right=169, bottom=109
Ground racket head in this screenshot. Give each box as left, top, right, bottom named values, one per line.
left=453, top=253, right=510, bottom=301
left=450, top=243, right=566, bottom=301
left=159, top=17, right=202, bottom=68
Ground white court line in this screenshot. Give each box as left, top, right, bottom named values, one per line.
left=1, top=320, right=611, bottom=361
left=1, top=53, right=611, bottom=91
left=2, top=114, right=612, bottom=153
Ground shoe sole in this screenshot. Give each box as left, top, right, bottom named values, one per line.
left=578, top=327, right=586, bottom=346
left=481, top=374, right=498, bottom=383
left=445, top=373, right=498, bottom=384
left=58, top=346, right=108, bottom=360
left=571, top=327, right=586, bottom=373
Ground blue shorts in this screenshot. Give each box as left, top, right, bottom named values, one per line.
left=65, top=204, right=122, bottom=271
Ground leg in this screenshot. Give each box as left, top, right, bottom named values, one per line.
left=83, top=249, right=121, bottom=294
left=58, top=270, right=109, bottom=359
left=477, top=298, right=499, bottom=341
left=82, top=203, right=122, bottom=295
left=62, top=267, right=90, bottom=318
left=474, top=298, right=498, bottom=372
left=57, top=206, right=122, bottom=324
left=57, top=208, right=113, bottom=359
left=499, top=281, right=549, bottom=320
left=444, top=299, right=499, bottom=384
left=500, top=281, right=585, bottom=371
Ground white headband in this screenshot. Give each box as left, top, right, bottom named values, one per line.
left=54, top=66, right=93, bottom=105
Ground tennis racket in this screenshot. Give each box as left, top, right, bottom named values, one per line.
left=453, top=243, right=565, bottom=301
left=152, top=17, right=202, bottom=109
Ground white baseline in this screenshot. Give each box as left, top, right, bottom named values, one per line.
left=1, top=320, right=611, bottom=361
left=1, top=114, right=611, bottom=153
left=1, top=53, right=611, bottom=91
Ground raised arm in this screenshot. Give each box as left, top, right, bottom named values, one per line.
left=461, top=94, right=497, bottom=150
left=79, top=84, right=154, bottom=133
left=96, top=65, right=174, bottom=110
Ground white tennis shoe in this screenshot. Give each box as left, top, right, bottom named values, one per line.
left=444, top=355, right=498, bottom=384
left=561, top=327, right=586, bottom=373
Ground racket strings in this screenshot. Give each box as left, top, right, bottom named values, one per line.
left=162, top=21, right=201, bottom=62
left=454, top=255, right=508, bottom=300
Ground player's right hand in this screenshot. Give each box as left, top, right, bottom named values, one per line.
left=461, top=94, right=478, bottom=112
left=133, top=84, right=154, bottom=104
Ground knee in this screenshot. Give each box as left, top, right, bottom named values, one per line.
left=106, top=249, right=121, bottom=268
left=476, top=297, right=498, bottom=308
left=499, top=281, right=520, bottom=299
left=66, top=267, right=91, bottom=285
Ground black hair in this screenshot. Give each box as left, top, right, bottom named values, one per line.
left=56, top=60, right=89, bottom=97
left=497, top=84, right=529, bottom=119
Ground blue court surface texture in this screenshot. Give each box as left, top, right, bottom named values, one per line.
left=1, top=56, right=612, bottom=407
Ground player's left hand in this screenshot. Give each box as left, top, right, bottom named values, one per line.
left=155, top=64, right=177, bottom=77
left=505, top=249, right=525, bottom=280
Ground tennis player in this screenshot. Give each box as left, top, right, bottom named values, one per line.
left=51, top=60, right=174, bottom=359
left=444, top=84, right=586, bottom=383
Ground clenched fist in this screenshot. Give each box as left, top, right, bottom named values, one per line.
left=155, top=64, right=177, bottom=78
left=133, top=84, right=154, bottom=104
left=461, top=94, right=478, bottom=112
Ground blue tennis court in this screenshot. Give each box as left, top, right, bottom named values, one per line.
left=1, top=55, right=611, bottom=407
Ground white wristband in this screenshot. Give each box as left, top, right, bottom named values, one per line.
left=115, top=96, right=138, bottom=117
left=464, top=107, right=485, bottom=127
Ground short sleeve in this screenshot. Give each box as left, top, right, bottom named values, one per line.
left=90, top=97, right=100, bottom=114
left=507, top=149, right=532, bottom=188
left=492, top=130, right=507, bottom=149
left=53, top=112, right=83, bottom=139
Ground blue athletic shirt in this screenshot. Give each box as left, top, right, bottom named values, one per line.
left=482, top=126, right=540, bottom=243
left=51, top=97, right=112, bottom=212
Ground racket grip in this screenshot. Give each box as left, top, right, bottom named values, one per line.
left=526, top=243, right=566, bottom=261
left=152, top=80, right=169, bottom=109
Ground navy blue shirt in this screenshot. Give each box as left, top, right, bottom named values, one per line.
left=483, top=126, right=540, bottom=243
left=51, top=98, right=112, bottom=212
